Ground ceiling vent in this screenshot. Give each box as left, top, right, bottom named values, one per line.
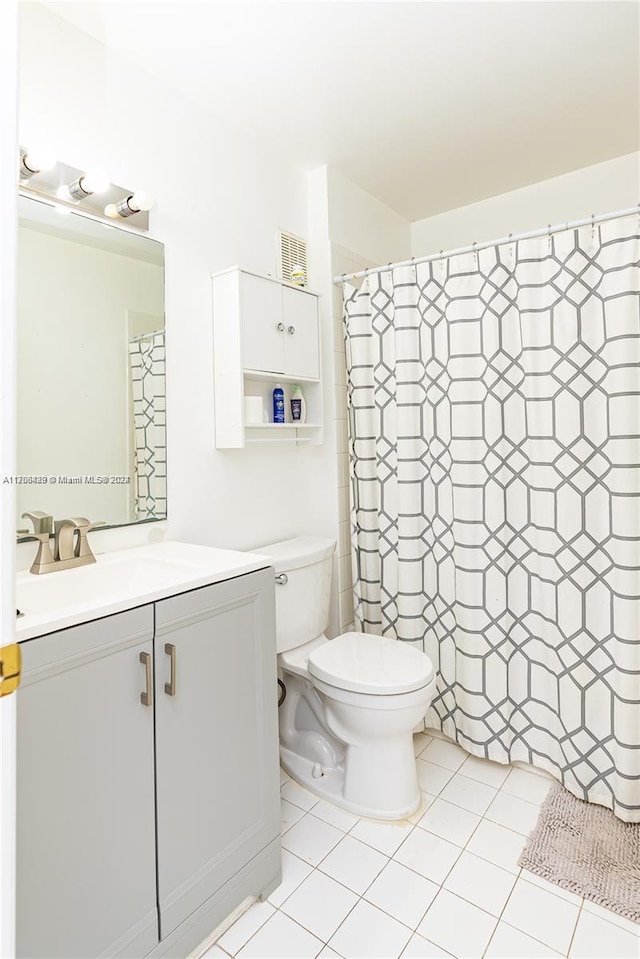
left=277, top=229, right=308, bottom=286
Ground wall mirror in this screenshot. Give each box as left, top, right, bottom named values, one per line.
left=16, top=194, right=166, bottom=533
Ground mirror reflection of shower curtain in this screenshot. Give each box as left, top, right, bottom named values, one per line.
left=343, top=216, right=640, bottom=822
left=128, top=330, right=167, bottom=520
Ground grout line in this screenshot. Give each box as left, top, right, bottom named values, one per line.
left=565, top=898, right=584, bottom=959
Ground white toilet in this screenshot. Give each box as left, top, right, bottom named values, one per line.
left=260, top=536, right=437, bottom=820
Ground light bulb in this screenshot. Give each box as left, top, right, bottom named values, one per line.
left=80, top=168, right=110, bottom=195
left=104, top=203, right=118, bottom=218
left=20, top=144, right=56, bottom=180
left=129, top=190, right=154, bottom=212
left=56, top=185, right=73, bottom=201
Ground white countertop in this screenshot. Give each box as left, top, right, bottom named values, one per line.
left=16, top=540, right=272, bottom=642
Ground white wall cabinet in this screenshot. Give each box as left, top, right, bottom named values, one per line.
left=212, top=267, right=322, bottom=448
left=16, top=568, right=280, bottom=959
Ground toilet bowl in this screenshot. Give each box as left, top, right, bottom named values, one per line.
left=259, top=536, right=437, bottom=819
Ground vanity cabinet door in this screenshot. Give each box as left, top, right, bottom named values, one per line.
left=154, top=569, right=280, bottom=939
left=16, top=607, right=158, bottom=959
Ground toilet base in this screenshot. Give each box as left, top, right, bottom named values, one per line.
left=280, top=744, right=422, bottom=821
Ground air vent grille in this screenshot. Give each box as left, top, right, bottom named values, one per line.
left=277, top=229, right=308, bottom=285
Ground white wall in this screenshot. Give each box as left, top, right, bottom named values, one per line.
left=327, top=167, right=411, bottom=268
left=18, top=4, right=339, bottom=556
left=411, top=152, right=640, bottom=255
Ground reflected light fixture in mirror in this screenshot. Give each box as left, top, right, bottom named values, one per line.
left=18, top=146, right=154, bottom=231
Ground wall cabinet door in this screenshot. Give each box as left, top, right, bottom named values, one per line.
left=241, top=272, right=285, bottom=373
left=154, top=569, right=280, bottom=939
left=16, top=607, right=158, bottom=959
left=282, top=286, right=320, bottom=378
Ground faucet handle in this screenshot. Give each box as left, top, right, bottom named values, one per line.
left=21, top=511, right=53, bottom=535
left=71, top=518, right=105, bottom=559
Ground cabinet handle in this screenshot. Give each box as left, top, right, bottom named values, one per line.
left=164, top=643, right=176, bottom=696
left=139, top=652, right=153, bottom=707
left=276, top=322, right=285, bottom=332
left=287, top=325, right=296, bottom=335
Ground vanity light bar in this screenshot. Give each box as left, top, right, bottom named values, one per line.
left=18, top=146, right=153, bottom=231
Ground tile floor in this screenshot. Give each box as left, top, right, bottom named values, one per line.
left=204, top=734, right=640, bottom=959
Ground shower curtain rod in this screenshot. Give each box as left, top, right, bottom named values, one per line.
left=332, top=204, right=640, bottom=284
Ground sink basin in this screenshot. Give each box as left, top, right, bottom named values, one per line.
left=17, top=557, right=197, bottom=614
left=16, top=540, right=271, bottom=641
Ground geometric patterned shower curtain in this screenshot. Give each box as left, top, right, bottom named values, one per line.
left=343, top=216, right=640, bottom=821
left=128, top=329, right=167, bottom=521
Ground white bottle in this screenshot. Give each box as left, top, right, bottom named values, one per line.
left=290, top=385, right=306, bottom=423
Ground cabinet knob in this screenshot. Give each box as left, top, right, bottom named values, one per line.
left=287, top=325, right=296, bottom=335
left=276, top=322, right=285, bottom=332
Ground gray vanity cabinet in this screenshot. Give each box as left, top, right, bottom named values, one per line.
left=16, top=606, right=158, bottom=959
left=16, top=567, right=281, bottom=959
left=154, top=569, right=280, bottom=939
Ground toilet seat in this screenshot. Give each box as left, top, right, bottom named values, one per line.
left=307, top=631, right=433, bottom=695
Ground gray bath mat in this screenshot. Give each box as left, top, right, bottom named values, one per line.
left=518, top=782, right=640, bottom=924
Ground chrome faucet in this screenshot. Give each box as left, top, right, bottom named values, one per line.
left=19, top=512, right=105, bottom=575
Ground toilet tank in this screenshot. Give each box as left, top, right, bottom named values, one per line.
left=256, top=537, right=336, bottom=653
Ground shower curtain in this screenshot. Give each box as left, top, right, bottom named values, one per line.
left=343, top=216, right=640, bottom=821
left=128, top=330, right=167, bottom=521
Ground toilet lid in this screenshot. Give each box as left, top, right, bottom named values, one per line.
left=307, top=632, right=434, bottom=695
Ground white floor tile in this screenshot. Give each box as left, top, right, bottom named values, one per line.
left=281, top=814, right=344, bottom=866
left=281, top=798, right=305, bottom=833
left=237, top=910, right=323, bottom=958
left=318, top=948, right=341, bottom=958
left=393, top=826, right=462, bottom=885
left=459, top=754, right=511, bottom=788
left=281, top=869, right=359, bottom=942
left=319, top=834, right=388, bottom=894
left=401, top=932, right=455, bottom=957
left=329, top=899, right=413, bottom=959
left=420, top=738, right=468, bottom=771
left=501, top=877, right=580, bottom=954
left=416, top=798, right=480, bottom=847
left=311, top=798, right=360, bottom=832
left=501, top=767, right=553, bottom=805
left=443, top=850, right=517, bottom=917
left=582, top=898, right=640, bottom=937
left=201, top=946, right=228, bottom=958
left=465, top=819, right=527, bottom=874
left=217, top=900, right=275, bottom=955
left=485, top=921, right=563, bottom=957
left=350, top=816, right=415, bottom=856
left=416, top=760, right=456, bottom=795
left=519, top=869, right=582, bottom=905
left=365, top=859, right=439, bottom=930
left=267, top=850, right=313, bottom=907
left=281, top=778, right=321, bottom=811
left=484, top=791, right=542, bottom=836
left=438, top=773, right=498, bottom=815
left=569, top=910, right=640, bottom=958
left=416, top=889, right=497, bottom=958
